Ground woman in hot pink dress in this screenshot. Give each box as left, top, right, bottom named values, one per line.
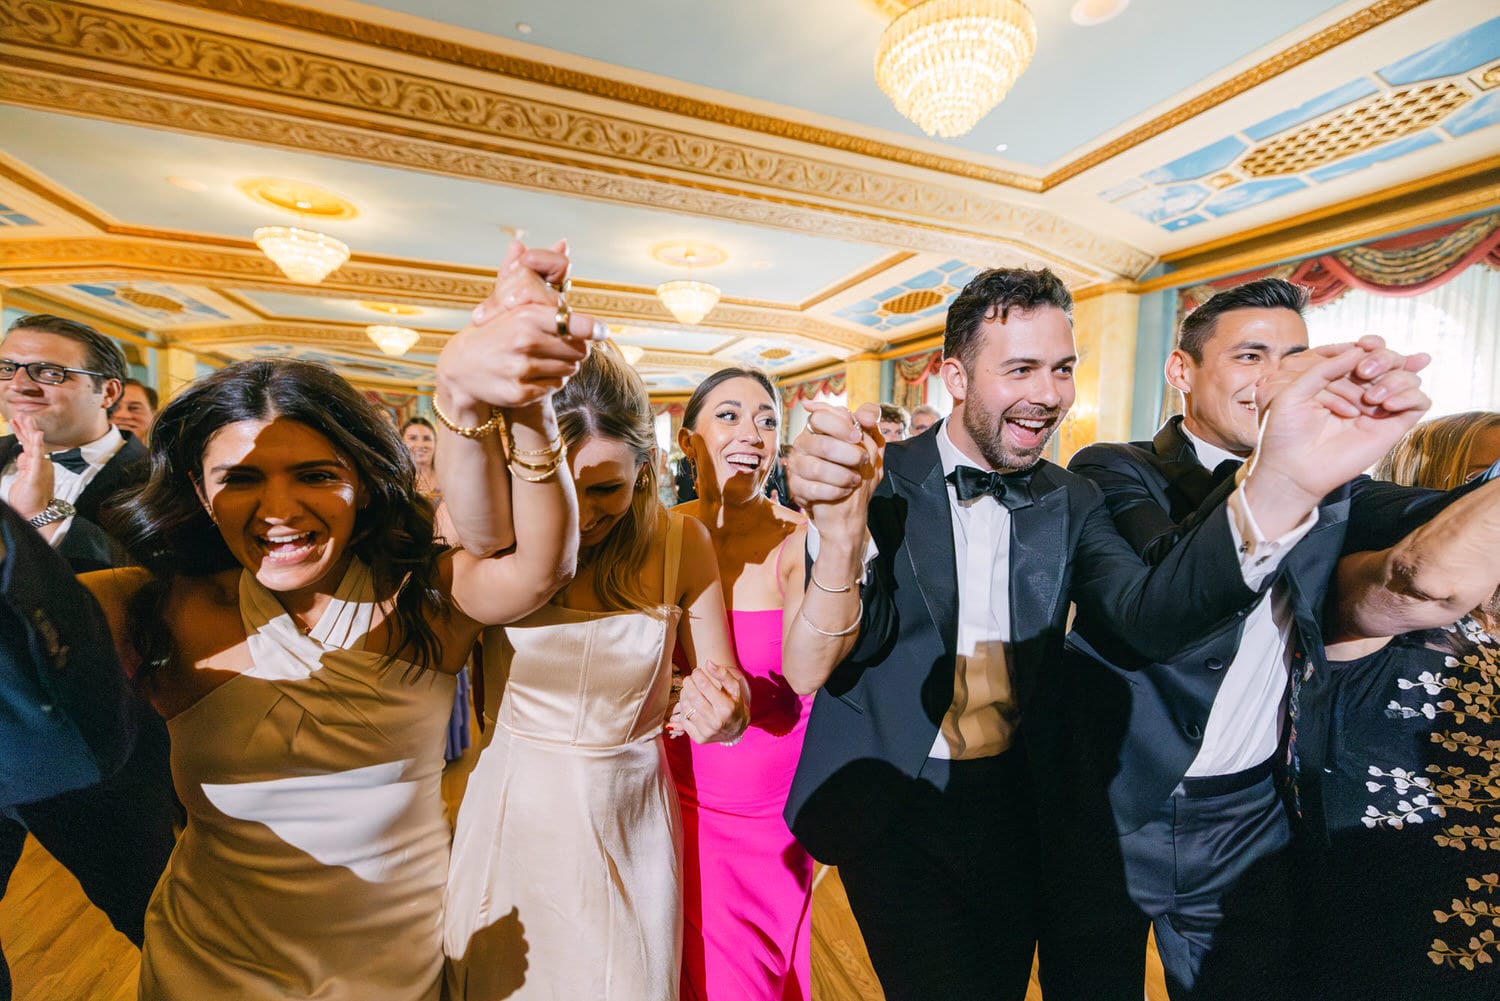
left=669, top=367, right=813, bottom=1000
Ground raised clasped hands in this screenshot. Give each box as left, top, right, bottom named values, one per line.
left=786, top=401, right=885, bottom=548
left=434, top=239, right=608, bottom=419
left=8, top=413, right=54, bottom=521
left=1250, top=334, right=1432, bottom=507
left=666, top=660, right=751, bottom=745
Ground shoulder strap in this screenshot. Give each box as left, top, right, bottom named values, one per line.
left=663, top=511, right=685, bottom=604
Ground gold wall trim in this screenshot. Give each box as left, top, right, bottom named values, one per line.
left=173, top=321, right=449, bottom=355
left=1044, top=0, right=1432, bottom=187
left=150, top=0, right=1424, bottom=190
left=0, top=4, right=1152, bottom=278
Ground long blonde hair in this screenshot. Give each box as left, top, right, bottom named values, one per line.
left=555, top=346, right=663, bottom=611
left=1374, top=411, right=1500, bottom=489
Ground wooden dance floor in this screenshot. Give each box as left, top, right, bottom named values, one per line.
left=0, top=735, right=1169, bottom=1000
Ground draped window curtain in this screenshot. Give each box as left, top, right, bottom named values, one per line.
left=1170, top=211, right=1500, bottom=425
left=892, top=349, right=942, bottom=412
left=784, top=372, right=848, bottom=441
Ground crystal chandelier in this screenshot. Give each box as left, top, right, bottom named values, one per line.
left=253, top=225, right=350, bottom=284
left=656, top=280, right=721, bottom=326
left=656, top=246, right=721, bottom=325
left=875, top=0, right=1037, bottom=138
left=365, top=324, right=420, bottom=356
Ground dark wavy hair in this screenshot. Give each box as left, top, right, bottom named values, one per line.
left=105, top=359, right=446, bottom=686
left=943, top=268, right=1073, bottom=374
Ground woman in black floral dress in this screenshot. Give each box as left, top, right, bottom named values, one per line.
left=1292, top=411, right=1500, bottom=1000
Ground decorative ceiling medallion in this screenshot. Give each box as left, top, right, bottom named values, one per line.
left=759, top=347, right=792, bottom=360
left=237, top=177, right=359, bottom=220
left=1475, top=63, right=1500, bottom=91
left=1240, top=83, right=1472, bottom=178
left=1207, top=172, right=1240, bottom=189
left=117, top=287, right=185, bottom=313
left=883, top=288, right=946, bottom=314
left=358, top=300, right=423, bottom=317
left=652, top=242, right=728, bottom=268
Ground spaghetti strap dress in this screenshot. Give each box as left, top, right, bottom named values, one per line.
left=444, top=514, right=687, bottom=1000
left=666, top=532, right=814, bottom=1000
left=138, top=560, right=455, bottom=1000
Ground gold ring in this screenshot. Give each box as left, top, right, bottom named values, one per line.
left=555, top=297, right=572, bottom=338
left=684, top=706, right=697, bottom=721
left=546, top=278, right=571, bottom=295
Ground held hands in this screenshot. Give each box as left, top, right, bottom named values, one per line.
left=7, top=414, right=53, bottom=520
left=1250, top=335, right=1432, bottom=508
left=666, top=660, right=751, bottom=745
left=787, top=402, right=885, bottom=547
left=435, top=239, right=608, bottom=417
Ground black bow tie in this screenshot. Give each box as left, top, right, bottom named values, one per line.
left=1211, top=458, right=1244, bottom=487
left=947, top=465, right=1034, bottom=510
left=47, top=447, right=89, bottom=474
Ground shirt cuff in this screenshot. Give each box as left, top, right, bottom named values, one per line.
left=1227, top=476, right=1317, bottom=590
left=806, top=522, right=879, bottom=571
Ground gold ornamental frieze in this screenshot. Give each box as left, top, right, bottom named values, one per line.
left=0, top=2, right=1152, bottom=280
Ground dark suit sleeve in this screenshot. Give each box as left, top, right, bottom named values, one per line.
left=1069, top=442, right=1236, bottom=565
left=1069, top=483, right=1260, bottom=664
left=1341, top=473, right=1489, bottom=555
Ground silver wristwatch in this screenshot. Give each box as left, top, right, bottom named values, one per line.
left=26, top=498, right=76, bottom=529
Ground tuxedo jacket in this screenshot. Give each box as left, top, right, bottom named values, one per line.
left=1061, top=416, right=1461, bottom=835
left=785, top=423, right=1271, bottom=865
left=0, top=432, right=146, bottom=573
left=0, top=501, right=135, bottom=807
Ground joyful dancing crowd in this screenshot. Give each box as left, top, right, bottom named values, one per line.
left=2, top=237, right=1498, bottom=1001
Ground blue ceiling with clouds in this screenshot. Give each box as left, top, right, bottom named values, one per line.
left=1104, top=17, right=1500, bottom=232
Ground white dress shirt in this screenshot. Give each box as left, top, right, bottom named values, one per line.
left=1179, top=424, right=1312, bottom=777
left=1, top=425, right=125, bottom=546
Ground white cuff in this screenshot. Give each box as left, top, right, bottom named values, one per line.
left=1227, top=482, right=1317, bottom=590
left=806, top=522, right=879, bottom=571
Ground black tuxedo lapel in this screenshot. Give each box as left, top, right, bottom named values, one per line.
left=1152, top=417, right=1218, bottom=510
left=0, top=435, right=19, bottom=470
left=1008, top=465, right=1068, bottom=637
left=74, top=434, right=148, bottom=523
left=887, top=434, right=959, bottom=650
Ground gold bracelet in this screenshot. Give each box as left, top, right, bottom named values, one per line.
left=508, top=441, right=567, bottom=472
left=431, top=393, right=502, bottom=439
left=799, top=597, right=862, bottom=638
left=499, top=414, right=565, bottom=459
left=508, top=447, right=567, bottom=482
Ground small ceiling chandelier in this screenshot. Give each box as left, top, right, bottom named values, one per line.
left=253, top=225, right=350, bottom=284
left=875, top=0, right=1037, bottom=139
left=655, top=247, right=721, bottom=325
left=365, top=324, right=420, bottom=356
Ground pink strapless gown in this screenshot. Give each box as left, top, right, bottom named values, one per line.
left=665, top=608, right=814, bottom=1001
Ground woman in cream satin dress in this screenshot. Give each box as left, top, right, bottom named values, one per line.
left=70, top=242, right=601, bottom=1001
left=443, top=345, right=750, bottom=1001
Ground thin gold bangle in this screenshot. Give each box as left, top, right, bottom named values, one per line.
left=799, top=597, right=862, bottom=637
left=500, top=414, right=564, bottom=458
left=431, top=393, right=502, bottom=439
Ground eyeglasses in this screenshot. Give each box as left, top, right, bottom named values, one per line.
left=0, top=359, right=110, bottom=386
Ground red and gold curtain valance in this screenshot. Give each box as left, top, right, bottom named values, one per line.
left=1182, top=211, right=1500, bottom=313
left=893, top=348, right=943, bottom=386
left=784, top=371, right=847, bottom=405
left=650, top=402, right=685, bottom=418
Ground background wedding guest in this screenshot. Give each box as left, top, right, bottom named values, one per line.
left=0, top=314, right=173, bottom=991
left=877, top=404, right=909, bottom=442
left=402, top=416, right=441, bottom=501
left=442, top=277, right=749, bottom=999
left=111, top=378, right=157, bottom=444
left=1291, top=410, right=1500, bottom=1001
left=82, top=246, right=592, bottom=999
left=910, top=404, right=941, bottom=436
left=670, top=366, right=812, bottom=1001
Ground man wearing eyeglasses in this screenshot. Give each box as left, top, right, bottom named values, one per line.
left=0, top=314, right=174, bottom=998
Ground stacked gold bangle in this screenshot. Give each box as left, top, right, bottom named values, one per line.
left=500, top=416, right=567, bottom=482
left=431, top=393, right=503, bottom=439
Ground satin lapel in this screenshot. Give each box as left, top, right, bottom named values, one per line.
left=1007, top=466, right=1068, bottom=644
left=1153, top=418, right=1215, bottom=510
left=888, top=440, right=958, bottom=648
left=0, top=436, right=18, bottom=470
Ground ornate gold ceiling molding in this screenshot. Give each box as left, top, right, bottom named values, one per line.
left=171, top=321, right=447, bottom=355
left=634, top=352, right=735, bottom=373
left=1049, top=0, right=1433, bottom=187
left=135, top=0, right=1425, bottom=191
left=0, top=235, right=886, bottom=354
left=0, top=4, right=1152, bottom=279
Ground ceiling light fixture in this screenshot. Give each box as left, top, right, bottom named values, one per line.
left=656, top=247, right=721, bottom=326
left=365, top=324, right=421, bottom=356
left=875, top=0, right=1037, bottom=138
left=254, top=226, right=350, bottom=284
left=616, top=343, right=645, bottom=365
left=1070, top=0, right=1129, bottom=26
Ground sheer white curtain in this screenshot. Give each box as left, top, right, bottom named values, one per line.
left=786, top=391, right=847, bottom=441
left=1304, top=264, right=1500, bottom=417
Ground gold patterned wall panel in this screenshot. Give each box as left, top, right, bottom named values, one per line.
left=0, top=1, right=1153, bottom=279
